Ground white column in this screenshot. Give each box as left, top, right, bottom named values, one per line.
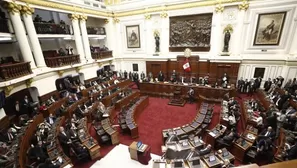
left=232, top=10, right=246, bottom=56
left=160, top=14, right=169, bottom=56
left=7, top=5, right=36, bottom=69
left=22, top=9, right=46, bottom=68
left=105, top=19, right=115, bottom=55
left=209, top=11, right=222, bottom=57
left=289, top=18, right=297, bottom=56
left=79, top=17, right=92, bottom=61
left=144, top=17, right=153, bottom=55
left=70, top=14, right=85, bottom=62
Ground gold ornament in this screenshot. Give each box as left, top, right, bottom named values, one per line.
left=98, top=62, right=103, bottom=67
left=154, top=30, right=160, bottom=36
left=20, top=4, right=34, bottom=16
left=4, top=1, right=22, bottom=15
left=144, top=14, right=151, bottom=20
left=238, top=0, right=249, bottom=11
left=215, top=4, right=224, bottom=13
left=109, top=60, right=113, bottom=65
left=80, top=15, right=88, bottom=21
left=75, top=67, right=81, bottom=73
left=223, top=24, right=233, bottom=33
left=25, top=78, right=33, bottom=87
left=160, top=12, right=168, bottom=18
left=57, top=70, right=64, bottom=76
left=113, top=18, right=120, bottom=23
left=4, top=86, right=14, bottom=96
left=68, top=14, right=80, bottom=21
left=104, top=19, right=110, bottom=24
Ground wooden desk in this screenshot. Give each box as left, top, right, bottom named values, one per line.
left=231, top=137, right=252, bottom=162
left=273, top=128, right=285, bottom=162
left=140, top=82, right=235, bottom=100
left=102, top=87, right=128, bottom=107
left=256, top=90, right=271, bottom=110
left=45, top=97, right=68, bottom=117
left=101, top=118, right=119, bottom=145
left=115, top=91, right=140, bottom=110
left=237, top=164, right=260, bottom=168
left=205, top=124, right=226, bottom=147
left=217, top=148, right=235, bottom=163
left=66, top=97, right=88, bottom=118
left=126, top=96, right=149, bottom=138
left=202, top=154, right=221, bottom=168
left=129, top=141, right=149, bottom=161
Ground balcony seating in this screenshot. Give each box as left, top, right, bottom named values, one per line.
left=87, top=27, right=106, bottom=35
left=34, top=22, right=71, bottom=34
left=43, top=50, right=80, bottom=68
left=91, top=47, right=112, bottom=60
left=0, top=56, right=32, bottom=81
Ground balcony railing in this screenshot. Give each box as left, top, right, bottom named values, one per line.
left=45, top=55, right=80, bottom=67
left=0, top=62, right=32, bottom=81
left=34, top=22, right=71, bottom=34
left=91, top=51, right=113, bottom=60
left=0, top=18, right=10, bottom=33
left=87, top=27, right=106, bottom=35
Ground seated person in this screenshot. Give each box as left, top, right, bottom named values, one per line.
left=258, top=126, right=275, bottom=141
left=98, top=102, right=106, bottom=113
left=72, top=114, right=80, bottom=124
left=79, top=83, right=86, bottom=91
left=114, top=78, right=120, bottom=84
left=217, top=128, right=237, bottom=147
left=284, top=140, right=297, bottom=160
left=30, top=141, right=48, bottom=163
left=46, top=113, right=56, bottom=125
left=32, top=130, right=46, bottom=146
left=39, top=103, right=47, bottom=112
left=73, top=94, right=79, bottom=101
left=67, top=95, right=75, bottom=105
left=68, top=125, right=79, bottom=141
left=78, top=105, right=88, bottom=114
left=86, top=97, right=95, bottom=107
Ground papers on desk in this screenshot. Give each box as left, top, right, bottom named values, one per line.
left=209, top=132, right=216, bottom=137
left=247, top=133, right=255, bottom=140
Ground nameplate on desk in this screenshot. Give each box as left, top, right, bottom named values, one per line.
left=209, top=132, right=216, bottom=137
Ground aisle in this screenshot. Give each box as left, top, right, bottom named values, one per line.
left=90, top=144, right=159, bottom=168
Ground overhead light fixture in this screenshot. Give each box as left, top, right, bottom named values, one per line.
left=0, top=37, right=12, bottom=41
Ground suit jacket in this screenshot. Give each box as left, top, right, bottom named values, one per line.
left=46, top=117, right=56, bottom=125
left=58, top=132, right=70, bottom=146
left=260, top=129, right=275, bottom=140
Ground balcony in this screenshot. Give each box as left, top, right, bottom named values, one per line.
left=0, top=18, right=9, bottom=33
left=0, top=62, right=32, bottom=81
left=34, top=22, right=71, bottom=35
left=43, top=50, right=80, bottom=68
left=91, top=50, right=113, bottom=60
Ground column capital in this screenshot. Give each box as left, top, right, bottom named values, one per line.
left=68, top=14, right=80, bottom=21
left=104, top=19, right=110, bottom=24
left=79, top=15, right=88, bottom=21
left=3, top=1, right=22, bottom=15
left=215, top=4, right=224, bottom=13
left=20, top=4, right=34, bottom=16
left=238, top=0, right=249, bottom=11
left=113, top=17, right=120, bottom=23
left=160, top=12, right=168, bottom=18
left=144, top=14, right=151, bottom=20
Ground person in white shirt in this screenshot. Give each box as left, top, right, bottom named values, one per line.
left=114, top=79, right=120, bottom=85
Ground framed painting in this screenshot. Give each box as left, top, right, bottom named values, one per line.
left=253, top=12, right=286, bottom=45
left=126, top=25, right=140, bottom=48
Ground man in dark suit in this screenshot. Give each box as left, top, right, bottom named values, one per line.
left=265, top=113, right=277, bottom=131
left=264, top=78, right=272, bottom=92
left=158, top=71, right=164, bottom=82
left=32, top=141, right=48, bottom=163
left=46, top=113, right=56, bottom=125
left=258, top=126, right=275, bottom=140
left=286, top=141, right=297, bottom=160
left=58, top=126, right=72, bottom=156
left=217, top=128, right=237, bottom=147
left=22, top=95, right=31, bottom=116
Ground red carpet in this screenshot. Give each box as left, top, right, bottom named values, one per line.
left=75, top=96, right=252, bottom=167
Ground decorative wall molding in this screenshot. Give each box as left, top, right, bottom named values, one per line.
left=4, top=85, right=14, bottom=96
left=57, top=70, right=64, bottom=77
left=25, top=78, right=33, bottom=88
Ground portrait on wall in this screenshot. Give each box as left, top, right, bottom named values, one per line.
left=253, top=12, right=286, bottom=45
left=126, top=25, right=141, bottom=48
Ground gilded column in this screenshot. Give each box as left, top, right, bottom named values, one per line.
left=21, top=4, right=46, bottom=68
left=233, top=1, right=249, bottom=56
left=79, top=15, right=92, bottom=61
left=210, top=4, right=223, bottom=56
left=4, top=2, right=36, bottom=69
left=69, top=14, right=85, bottom=62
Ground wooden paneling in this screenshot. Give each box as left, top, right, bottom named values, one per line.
left=146, top=56, right=240, bottom=85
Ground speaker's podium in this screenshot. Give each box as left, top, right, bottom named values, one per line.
left=129, top=141, right=152, bottom=165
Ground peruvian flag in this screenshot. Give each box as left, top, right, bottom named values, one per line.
left=183, top=58, right=191, bottom=72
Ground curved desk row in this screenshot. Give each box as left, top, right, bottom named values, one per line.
left=139, top=82, right=236, bottom=100
left=162, top=102, right=211, bottom=143
left=125, top=96, right=149, bottom=139
left=115, top=91, right=140, bottom=110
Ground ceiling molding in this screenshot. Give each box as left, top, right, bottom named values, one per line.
left=14, top=0, right=244, bottom=18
